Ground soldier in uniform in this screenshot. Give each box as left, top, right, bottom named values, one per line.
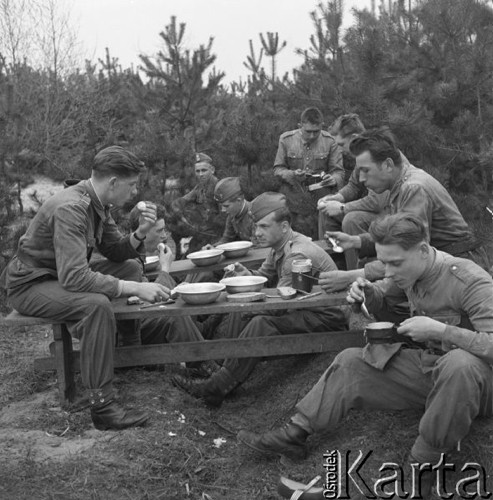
left=171, top=152, right=221, bottom=252
left=3, top=146, right=173, bottom=431
left=238, top=213, right=493, bottom=499
left=171, top=192, right=347, bottom=408
left=320, top=128, right=489, bottom=294
left=274, top=107, right=344, bottom=238
left=206, top=176, right=255, bottom=246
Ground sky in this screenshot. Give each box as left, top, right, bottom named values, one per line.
left=70, top=0, right=372, bottom=84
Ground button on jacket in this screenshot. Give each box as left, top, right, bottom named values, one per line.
left=273, top=129, right=344, bottom=190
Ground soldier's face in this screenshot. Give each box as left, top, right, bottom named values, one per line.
left=300, top=121, right=322, bottom=144
left=108, top=175, right=140, bottom=206
left=195, top=163, right=214, bottom=184
left=376, top=242, right=428, bottom=289
left=356, top=151, right=392, bottom=193
left=254, top=212, right=285, bottom=248
left=146, top=218, right=167, bottom=254
left=334, top=133, right=356, bottom=153
left=221, top=198, right=243, bottom=216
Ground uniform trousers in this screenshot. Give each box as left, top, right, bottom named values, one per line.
left=222, top=308, right=347, bottom=384
left=291, top=347, right=493, bottom=462
left=8, top=258, right=204, bottom=399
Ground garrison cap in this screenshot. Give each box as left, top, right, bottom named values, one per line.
left=250, top=192, right=287, bottom=222
left=195, top=152, right=213, bottom=165
left=214, top=177, right=242, bottom=203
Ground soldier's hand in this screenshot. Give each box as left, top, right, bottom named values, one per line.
left=347, top=277, right=372, bottom=304
left=202, top=243, right=214, bottom=250
left=134, top=282, right=170, bottom=303
left=223, top=262, right=251, bottom=278
left=157, top=243, right=174, bottom=272
left=319, top=269, right=364, bottom=293
left=397, top=316, right=446, bottom=342
left=321, top=173, right=337, bottom=187
left=136, top=202, right=157, bottom=235
left=319, top=200, right=344, bottom=217
left=294, top=169, right=306, bottom=180
left=325, top=231, right=361, bottom=250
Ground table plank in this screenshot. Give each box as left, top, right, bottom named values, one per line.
left=112, top=288, right=347, bottom=320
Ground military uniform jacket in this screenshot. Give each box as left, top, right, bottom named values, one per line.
left=252, top=230, right=337, bottom=287
left=367, top=249, right=493, bottom=366
left=215, top=201, right=255, bottom=246
left=173, top=175, right=219, bottom=216
left=5, top=180, right=141, bottom=298
left=359, top=163, right=473, bottom=257
left=273, top=129, right=345, bottom=189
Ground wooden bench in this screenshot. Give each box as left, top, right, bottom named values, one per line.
left=0, top=289, right=364, bottom=407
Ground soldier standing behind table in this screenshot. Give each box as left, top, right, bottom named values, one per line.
left=273, top=107, right=344, bottom=238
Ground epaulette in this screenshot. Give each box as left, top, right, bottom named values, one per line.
left=280, top=130, right=298, bottom=140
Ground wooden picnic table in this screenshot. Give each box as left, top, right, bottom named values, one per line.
left=2, top=285, right=364, bottom=406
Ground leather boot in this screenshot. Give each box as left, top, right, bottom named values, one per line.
left=171, top=367, right=238, bottom=407
left=89, top=389, right=149, bottom=431
left=237, top=423, right=308, bottom=460
left=185, top=359, right=221, bottom=379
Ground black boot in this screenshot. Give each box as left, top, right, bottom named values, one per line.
left=185, top=359, right=221, bottom=379
left=171, top=367, right=238, bottom=407
left=237, top=423, right=308, bottom=460
left=89, top=389, right=149, bottom=431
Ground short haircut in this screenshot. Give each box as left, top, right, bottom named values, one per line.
left=330, top=114, right=365, bottom=138
left=92, top=146, right=146, bottom=179
left=271, top=206, right=292, bottom=225
left=369, top=213, right=429, bottom=250
left=129, top=202, right=167, bottom=231
left=300, top=107, right=324, bottom=125
left=349, top=128, right=402, bottom=166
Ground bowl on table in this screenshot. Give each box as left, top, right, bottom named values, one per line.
left=144, top=255, right=160, bottom=272
left=215, top=241, right=253, bottom=259
left=219, top=276, right=268, bottom=294
left=173, top=282, right=226, bottom=305
left=186, top=249, right=224, bottom=267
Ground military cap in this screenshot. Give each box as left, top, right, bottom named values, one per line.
left=214, top=177, right=242, bottom=203
left=195, top=152, right=213, bottom=165
left=250, top=192, right=287, bottom=222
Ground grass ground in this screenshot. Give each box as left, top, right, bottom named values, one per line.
left=1, top=316, right=492, bottom=500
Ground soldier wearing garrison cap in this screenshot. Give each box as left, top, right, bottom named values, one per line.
left=171, top=151, right=221, bottom=251
left=201, top=177, right=256, bottom=247
left=172, top=190, right=348, bottom=407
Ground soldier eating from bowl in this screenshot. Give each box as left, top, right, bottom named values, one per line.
left=237, top=212, right=493, bottom=499
left=171, top=191, right=348, bottom=408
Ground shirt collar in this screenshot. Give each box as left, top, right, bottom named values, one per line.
left=411, top=247, right=442, bottom=293
left=86, top=179, right=111, bottom=220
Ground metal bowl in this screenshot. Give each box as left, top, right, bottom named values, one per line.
left=219, top=276, right=268, bottom=294
left=215, top=241, right=253, bottom=259
left=144, top=255, right=160, bottom=272
left=173, top=282, right=225, bottom=305
left=186, top=249, right=224, bottom=267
